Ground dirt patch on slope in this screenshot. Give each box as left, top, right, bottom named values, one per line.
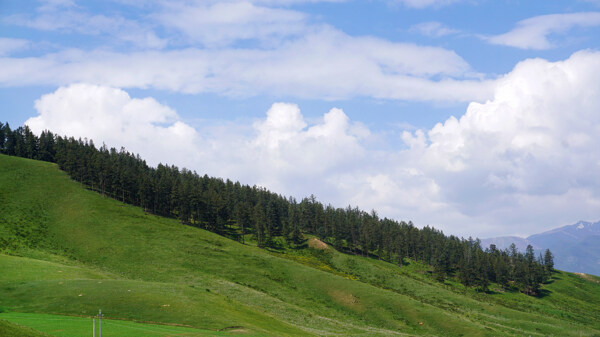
left=329, top=290, right=363, bottom=311
left=575, top=272, right=600, bottom=283
left=308, top=238, right=328, bottom=250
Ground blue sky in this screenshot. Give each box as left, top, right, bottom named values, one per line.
left=2, top=0, right=600, bottom=238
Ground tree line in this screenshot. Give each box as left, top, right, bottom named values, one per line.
left=0, top=122, right=554, bottom=295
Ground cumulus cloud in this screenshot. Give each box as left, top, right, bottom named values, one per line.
left=243, top=103, right=371, bottom=194
left=398, top=50, right=600, bottom=235
left=26, top=83, right=199, bottom=167
left=487, top=12, right=600, bottom=49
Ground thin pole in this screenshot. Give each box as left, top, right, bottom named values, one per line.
left=93, top=318, right=95, bottom=337
left=99, top=309, right=102, bottom=337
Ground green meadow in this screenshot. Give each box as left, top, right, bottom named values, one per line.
left=1, top=154, right=599, bottom=336
left=0, top=312, right=245, bottom=337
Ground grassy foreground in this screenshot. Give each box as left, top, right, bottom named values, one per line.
left=0, top=318, right=52, bottom=337
left=0, top=312, right=247, bottom=337
left=1, top=154, right=599, bottom=336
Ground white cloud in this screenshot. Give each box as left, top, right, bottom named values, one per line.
left=156, top=1, right=308, bottom=47
left=410, top=21, right=460, bottom=37
left=398, top=50, right=600, bottom=236
left=24, top=51, right=600, bottom=239
left=26, top=83, right=199, bottom=167
left=4, top=0, right=331, bottom=50
left=0, top=37, right=30, bottom=56
left=0, top=27, right=492, bottom=102
left=246, top=103, right=370, bottom=194
left=487, top=12, right=600, bottom=49
left=5, top=1, right=166, bottom=49
left=1, top=0, right=494, bottom=103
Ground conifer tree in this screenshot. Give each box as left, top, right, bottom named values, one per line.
left=544, top=249, right=554, bottom=272
left=0, top=122, right=6, bottom=151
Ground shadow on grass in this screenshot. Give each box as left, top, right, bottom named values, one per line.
left=535, top=289, right=552, bottom=298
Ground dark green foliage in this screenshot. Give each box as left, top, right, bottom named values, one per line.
left=544, top=248, right=554, bottom=271
left=0, top=122, right=5, bottom=150
left=0, top=123, right=552, bottom=294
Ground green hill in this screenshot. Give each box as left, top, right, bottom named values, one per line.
left=1, top=154, right=599, bottom=336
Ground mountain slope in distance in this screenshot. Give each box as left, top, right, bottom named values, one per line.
left=482, top=221, right=600, bottom=276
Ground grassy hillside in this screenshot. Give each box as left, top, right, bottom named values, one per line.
left=1, top=154, right=599, bottom=336
left=0, top=318, right=52, bottom=337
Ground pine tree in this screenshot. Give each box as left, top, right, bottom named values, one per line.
left=3, top=123, right=15, bottom=155
left=543, top=249, right=554, bottom=272
left=253, top=201, right=267, bottom=247
left=0, top=122, right=5, bottom=151
left=23, top=125, right=38, bottom=159
left=525, top=245, right=535, bottom=264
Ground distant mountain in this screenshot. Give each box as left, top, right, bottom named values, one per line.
left=482, top=220, right=600, bottom=276
left=480, top=236, right=537, bottom=252
left=528, top=221, right=600, bottom=247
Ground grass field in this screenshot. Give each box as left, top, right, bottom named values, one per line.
left=0, top=318, right=51, bottom=337
left=0, top=312, right=252, bottom=337
left=1, top=154, right=600, bottom=336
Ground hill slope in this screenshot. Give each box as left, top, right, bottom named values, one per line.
left=1, top=154, right=600, bottom=336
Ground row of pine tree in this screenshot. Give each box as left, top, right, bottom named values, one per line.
left=0, top=123, right=554, bottom=295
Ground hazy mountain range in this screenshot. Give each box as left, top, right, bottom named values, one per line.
left=481, top=220, right=600, bottom=276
